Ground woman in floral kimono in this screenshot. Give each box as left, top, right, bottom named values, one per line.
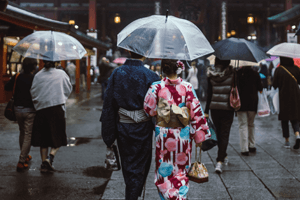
left=144, top=59, right=211, bottom=200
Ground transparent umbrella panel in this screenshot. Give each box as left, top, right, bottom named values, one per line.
left=117, top=15, right=214, bottom=61
left=267, top=42, right=300, bottom=59
left=13, top=31, right=87, bottom=61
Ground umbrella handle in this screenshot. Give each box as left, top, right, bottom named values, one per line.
left=165, top=10, right=169, bottom=23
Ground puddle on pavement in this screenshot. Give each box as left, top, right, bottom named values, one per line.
left=83, top=166, right=113, bottom=196
left=93, top=184, right=108, bottom=195
left=83, top=166, right=112, bottom=179
left=67, top=137, right=92, bottom=147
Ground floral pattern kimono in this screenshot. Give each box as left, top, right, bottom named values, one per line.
left=144, top=77, right=211, bottom=200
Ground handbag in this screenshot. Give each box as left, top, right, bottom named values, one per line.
left=257, top=89, right=270, bottom=117
left=105, top=143, right=121, bottom=171
left=201, top=118, right=217, bottom=151
left=4, top=73, right=20, bottom=121
left=230, top=70, right=241, bottom=111
left=187, top=145, right=209, bottom=183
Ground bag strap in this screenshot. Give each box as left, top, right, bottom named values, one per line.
left=195, top=144, right=202, bottom=163
left=231, top=69, right=238, bottom=87
left=280, top=65, right=297, bottom=83
left=12, top=73, right=20, bottom=95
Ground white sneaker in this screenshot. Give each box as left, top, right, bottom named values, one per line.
left=215, top=162, right=223, bottom=174
left=224, top=157, right=229, bottom=166
left=284, top=141, right=290, bottom=149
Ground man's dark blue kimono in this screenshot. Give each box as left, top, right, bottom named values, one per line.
left=100, top=59, right=160, bottom=200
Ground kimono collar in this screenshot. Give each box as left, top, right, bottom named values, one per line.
left=123, top=58, right=144, bottom=66
left=163, top=77, right=183, bottom=85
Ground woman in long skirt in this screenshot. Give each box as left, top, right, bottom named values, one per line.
left=30, top=59, right=72, bottom=172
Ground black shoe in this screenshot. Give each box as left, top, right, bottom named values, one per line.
left=43, top=155, right=55, bottom=171
left=293, top=138, right=300, bottom=149
left=249, top=147, right=256, bottom=152
left=40, top=163, right=49, bottom=173
left=241, top=152, right=249, bottom=156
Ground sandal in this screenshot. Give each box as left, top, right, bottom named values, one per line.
left=25, top=155, right=32, bottom=163
left=17, top=162, right=28, bottom=172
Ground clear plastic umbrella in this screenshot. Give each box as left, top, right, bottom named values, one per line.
left=117, top=14, right=214, bottom=61
left=267, top=42, right=300, bottom=58
left=13, top=31, right=87, bottom=61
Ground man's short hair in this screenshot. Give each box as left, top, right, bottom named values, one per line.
left=130, top=51, right=144, bottom=59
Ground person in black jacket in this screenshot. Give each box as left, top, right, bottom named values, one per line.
left=236, top=66, right=263, bottom=156
left=5, top=58, right=37, bottom=172
left=273, top=56, right=300, bottom=149
left=204, top=57, right=234, bottom=174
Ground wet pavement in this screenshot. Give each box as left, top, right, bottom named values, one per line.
left=1, top=87, right=300, bottom=199
left=0, top=84, right=110, bottom=200
left=102, top=103, right=300, bottom=200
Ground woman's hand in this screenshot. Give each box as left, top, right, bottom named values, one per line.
left=204, top=113, right=209, bottom=118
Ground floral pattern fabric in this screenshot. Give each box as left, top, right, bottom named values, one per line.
left=144, top=77, right=210, bottom=200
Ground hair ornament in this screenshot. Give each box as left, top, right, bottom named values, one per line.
left=176, top=60, right=185, bottom=70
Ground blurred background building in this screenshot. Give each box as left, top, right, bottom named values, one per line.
left=1, top=0, right=300, bottom=103
left=8, top=0, right=300, bottom=50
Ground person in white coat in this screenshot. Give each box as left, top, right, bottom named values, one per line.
left=30, top=60, right=72, bottom=173
left=186, top=61, right=200, bottom=98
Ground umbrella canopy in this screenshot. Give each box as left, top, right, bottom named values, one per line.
left=294, top=58, right=300, bottom=68
left=13, top=31, right=87, bottom=61
left=113, top=57, right=127, bottom=64
left=117, top=14, right=214, bottom=61
left=267, top=42, right=300, bottom=59
left=207, top=55, right=259, bottom=67
left=212, top=37, right=269, bottom=63
left=265, top=56, right=278, bottom=61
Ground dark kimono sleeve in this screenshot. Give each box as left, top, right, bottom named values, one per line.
left=100, top=70, right=119, bottom=147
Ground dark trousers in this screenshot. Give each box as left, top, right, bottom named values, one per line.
left=117, top=122, right=153, bottom=200
left=281, top=120, right=300, bottom=138
left=211, top=109, right=234, bottom=162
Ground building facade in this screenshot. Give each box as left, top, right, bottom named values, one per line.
left=10, top=0, right=300, bottom=49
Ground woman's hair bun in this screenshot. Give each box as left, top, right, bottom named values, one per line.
left=161, top=59, right=178, bottom=75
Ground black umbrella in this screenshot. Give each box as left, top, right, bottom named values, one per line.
left=212, top=37, right=269, bottom=63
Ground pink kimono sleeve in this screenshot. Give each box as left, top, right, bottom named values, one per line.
left=186, top=86, right=211, bottom=144
left=144, top=83, right=160, bottom=117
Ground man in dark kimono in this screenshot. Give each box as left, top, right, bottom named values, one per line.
left=100, top=52, right=160, bottom=200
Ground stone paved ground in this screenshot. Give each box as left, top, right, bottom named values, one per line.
left=102, top=109, right=300, bottom=200
left=0, top=85, right=110, bottom=200
left=1, top=87, right=300, bottom=200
